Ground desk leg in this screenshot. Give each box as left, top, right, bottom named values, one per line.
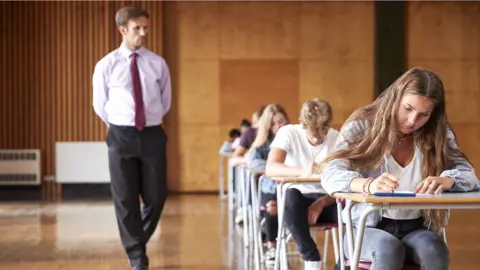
left=336, top=200, right=345, bottom=270
left=219, top=156, right=225, bottom=199
left=246, top=171, right=254, bottom=244
left=241, top=168, right=249, bottom=248
left=227, top=164, right=236, bottom=234
left=274, top=182, right=294, bottom=270
left=281, top=183, right=293, bottom=270
left=258, top=176, right=265, bottom=265
left=350, top=205, right=381, bottom=270
left=250, top=172, right=261, bottom=270
left=273, top=183, right=284, bottom=270
left=274, top=183, right=291, bottom=270
left=228, top=162, right=235, bottom=213
left=345, top=200, right=356, bottom=260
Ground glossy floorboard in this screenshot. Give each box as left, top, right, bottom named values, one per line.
left=0, top=195, right=479, bottom=269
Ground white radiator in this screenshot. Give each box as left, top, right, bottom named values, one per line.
left=0, top=149, right=41, bottom=185
left=55, top=142, right=110, bottom=183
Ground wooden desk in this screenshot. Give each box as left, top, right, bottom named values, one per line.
left=230, top=156, right=247, bottom=167
left=334, top=191, right=480, bottom=270
left=219, top=152, right=233, bottom=158
left=335, top=192, right=480, bottom=204
left=272, top=175, right=321, bottom=183
left=247, top=169, right=265, bottom=175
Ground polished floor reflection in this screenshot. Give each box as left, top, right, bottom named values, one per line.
left=0, top=195, right=479, bottom=269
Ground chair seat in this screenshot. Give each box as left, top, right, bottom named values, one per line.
left=310, top=222, right=338, bottom=230
left=346, top=260, right=420, bottom=270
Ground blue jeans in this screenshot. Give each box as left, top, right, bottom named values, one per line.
left=345, top=217, right=449, bottom=270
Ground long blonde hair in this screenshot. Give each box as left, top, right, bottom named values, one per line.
left=250, top=104, right=289, bottom=150
left=323, top=67, right=467, bottom=233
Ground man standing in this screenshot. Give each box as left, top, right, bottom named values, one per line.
left=92, top=6, right=171, bottom=270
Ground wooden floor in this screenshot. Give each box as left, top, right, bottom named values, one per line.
left=0, top=195, right=479, bottom=269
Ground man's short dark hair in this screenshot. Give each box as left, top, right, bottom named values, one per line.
left=240, top=119, right=252, bottom=127
left=115, top=6, right=149, bottom=27
left=229, top=129, right=241, bottom=138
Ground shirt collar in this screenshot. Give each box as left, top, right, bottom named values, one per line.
left=119, top=43, right=146, bottom=59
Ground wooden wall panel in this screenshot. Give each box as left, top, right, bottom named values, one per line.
left=178, top=126, right=222, bottom=191
left=407, top=2, right=480, bottom=169
left=408, top=2, right=480, bottom=61
left=300, top=2, right=373, bottom=60
left=0, top=1, right=163, bottom=177
left=219, top=60, right=300, bottom=125
left=164, top=1, right=374, bottom=192
left=178, top=61, right=220, bottom=125
left=219, top=2, right=301, bottom=59
left=177, top=2, right=220, bottom=60
left=445, top=91, right=480, bottom=124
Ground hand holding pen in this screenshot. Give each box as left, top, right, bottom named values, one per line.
left=369, top=173, right=399, bottom=193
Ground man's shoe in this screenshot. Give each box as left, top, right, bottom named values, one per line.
left=131, top=265, right=148, bottom=270
left=129, top=258, right=149, bottom=270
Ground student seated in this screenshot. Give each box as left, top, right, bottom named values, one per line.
left=247, top=103, right=289, bottom=265
left=232, top=106, right=267, bottom=225
left=266, top=98, right=339, bottom=270
left=320, top=67, right=480, bottom=270
left=232, top=119, right=252, bottom=150
left=219, top=128, right=241, bottom=154
left=240, top=118, right=252, bottom=134
left=233, top=105, right=267, bottom=160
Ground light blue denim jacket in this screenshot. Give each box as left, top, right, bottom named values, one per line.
left=247, top=138, right=277, bottom=194
left=219, top=141, right=233, bottom=154
left=320, top=120, right=480, bottom=228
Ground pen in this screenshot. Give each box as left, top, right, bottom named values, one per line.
left=384, top=156, right=395, bottom=193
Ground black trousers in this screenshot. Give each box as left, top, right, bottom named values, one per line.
left=107, top=124, right=168, bottom=265
left=260, top=192, right=278, bottom=242
left=283, top=188, right=338, bottom=262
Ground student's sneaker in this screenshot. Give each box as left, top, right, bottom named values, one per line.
left=265, top=247, right=276, bottom=265
left=304, top=260, right=322, bottom=270
left=235, top=207, right=244, bottom=224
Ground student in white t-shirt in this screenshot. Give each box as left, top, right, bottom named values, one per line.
left=266, top=99, right=339, bottom=270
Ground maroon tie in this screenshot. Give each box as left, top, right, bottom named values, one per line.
left=130, top=53, right=146, bottom=130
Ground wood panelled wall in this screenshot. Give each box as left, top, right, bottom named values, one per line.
left=0, top=1, right=374, bottom=192
left=0, top=1, right=163, bottom=177
left=406, top=2, right=480, bottom=170
left=163, top=2, right=374, bottom=191
left=4, top=1, right=479, bottom=193
left=24, top=1, right=480, bottom=193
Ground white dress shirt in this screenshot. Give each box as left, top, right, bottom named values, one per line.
left=92, top=43, right=171, bottom=127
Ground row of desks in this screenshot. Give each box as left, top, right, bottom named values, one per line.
left=272, top=176, right=480, bottom=270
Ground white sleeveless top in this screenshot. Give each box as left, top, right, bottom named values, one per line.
left=382, top=147, right=423, bottom=220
